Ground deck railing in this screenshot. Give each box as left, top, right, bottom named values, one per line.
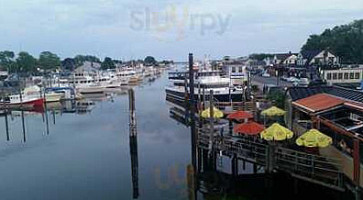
left=197, top=129, right=344, bottom=190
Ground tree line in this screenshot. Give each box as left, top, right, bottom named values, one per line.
left=301, top=19, right=363, bottom=64
left=0, top=51, right=61, bottom=74
left=0, top=51, right=162, bottom=74
left=247, top=19, right=363, bottom=64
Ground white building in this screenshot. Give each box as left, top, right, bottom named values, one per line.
left=321, top=67, right=363, bottom=84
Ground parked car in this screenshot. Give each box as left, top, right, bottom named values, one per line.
left=280, top=76, right=289, bottom=81
left=287, top=77, right=299, bottom=83
left=298, top=78, right=309, bottom=86
left=262, top=72, right=271, bottom=77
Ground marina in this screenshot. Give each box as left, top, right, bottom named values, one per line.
left=0, top=57, right=361, bottom=199
left=0, top=1, right=362, bottom=199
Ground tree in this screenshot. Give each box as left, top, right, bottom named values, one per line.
left=61, top=58, right=76, bottom=71
left=267, top=89, right=286, bottom=109
left=16, top=52, right=37, bottom=73
left=101, top=57, right=115, bottom=70
left=301, top=19, right=363, bottom=64
left=144, top=56, right=156, bottom=65
left=249, top=53, right=274, bottom=61
left=74, top=55, right=101, bottom=67
left=38, top=51, right=61, bottom=71
left=0, top=51, right=16, bottom=73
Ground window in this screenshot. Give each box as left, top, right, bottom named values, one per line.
left=338, top=73, right=343, bottom=80
left=327, top=73, right=332, bottom=80
left=333, top=73, right=337, bottom=80
left=355, top=72, right=360, bottom=79
left=232, top=67, right=236, bottom=73
left=350, top=72, right=354, bottom=79
left=344, top=73, right=349, bottom=79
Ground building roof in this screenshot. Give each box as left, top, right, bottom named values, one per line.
left=287, top=86, right=363, bottom=103
left=275, top=53, right=298, bottom=61
left=300, top=50, right=321, bottom=60
left=292, top=93, right=345, bottom=113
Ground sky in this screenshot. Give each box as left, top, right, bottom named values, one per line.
left=0, top=0, right=362, bottom=61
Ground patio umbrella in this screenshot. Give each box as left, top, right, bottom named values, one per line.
left=296, top=129, right=332, bottom=148
left=260, top=123, right=293, bottom=141
left=227, top=110, right=253, bottom=121
left=261, top=106, right=286, bottom=117
left=201, top=107, right=224, bottom=119
left=234, top=121, right=265, bottom=136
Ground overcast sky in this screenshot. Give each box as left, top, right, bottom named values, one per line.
left=0, top=0, right=362, bottom=61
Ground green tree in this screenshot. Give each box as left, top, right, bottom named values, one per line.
left=101, top=57, right=115, bottom=70
left=267, top=90, right=286, bottom=109
left=61, top=58, right=76, bottom=71
left=16, top=52, right=37, bottom=73
left=74, top=55, right=101, bottom=67
left=301, top=19, right=363, bottom=64
left=144, top=56, right=156, bottom=65
left=38, top=51, right=61, bottom=71
left=249, top=53, right=274, bottom=61
left=0, top=51, right=17, bottom=73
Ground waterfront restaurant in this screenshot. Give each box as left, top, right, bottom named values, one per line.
left=286, top=86, right=363, bottom=188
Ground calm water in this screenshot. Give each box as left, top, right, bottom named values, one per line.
left=0, top=72, right=350, bottom=200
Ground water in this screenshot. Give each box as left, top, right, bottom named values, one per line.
left=0, top=73, right=351, bottom=200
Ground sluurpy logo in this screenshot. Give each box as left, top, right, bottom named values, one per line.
left=129, top=4, right=232, bottom=42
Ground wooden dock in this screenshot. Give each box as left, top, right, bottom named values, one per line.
left=197, top=129, right=345, bottom=191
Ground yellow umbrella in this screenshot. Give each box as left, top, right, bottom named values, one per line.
left=201, top=107, right=224, bottom=119
left=296, top=129, right=332, bottom=148
left=260, top=123, right=293, bottom=141
left=261, top=106, right=286, bottom=117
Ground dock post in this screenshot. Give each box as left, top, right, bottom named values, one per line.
left=231, top=154, right=238, bottom=176
left=184, top=75, right=189, bottom=121
left=4, top=111, right=9, bottom=141
left=266, top=143, right=275, bottom=173
left=128, top=89, right=136, bottom=137
left=188, top=53, right=198, bottom=197
left=128, top=88, right=139, bottom=199
left=229, top=120, right=233, bottom=135
left=208, top=90, right=214, bottom=158
left=188, top=53, right=197, bottom=171
left=21, top=110, right=26, bottom=142
left=353, top=138, right=360, bottom=187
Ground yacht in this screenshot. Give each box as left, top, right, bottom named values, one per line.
left=165, top=69, right=244, bottom=107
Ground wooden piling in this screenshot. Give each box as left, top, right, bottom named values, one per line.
left=208, top=90, right=214, bottom=157
left=128, top=89, right=137, bottom=137
left=128, top=88, right=139, bottom=199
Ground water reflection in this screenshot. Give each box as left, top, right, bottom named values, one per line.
left=0, top=89, right=129, bottom=143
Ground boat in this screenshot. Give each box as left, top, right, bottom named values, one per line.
left=4, top=86, right=45, bottom=108
left=165, top=69, right=244, bottom=108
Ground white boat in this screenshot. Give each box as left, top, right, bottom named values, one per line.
left=165, top=70, right=244, bottom=106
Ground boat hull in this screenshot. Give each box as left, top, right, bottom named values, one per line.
left=1, top=98, right=44, bottom=108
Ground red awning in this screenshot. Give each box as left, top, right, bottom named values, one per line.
left=234, top=121, right=265, bottom=135
left=292, top=93, right=345, bottom=113
left=227, top=110, right=253, bottom=120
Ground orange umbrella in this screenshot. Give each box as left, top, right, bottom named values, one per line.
left=227, top=110, right=253, bottom=120
left=234, top=121, right=265, bottom=136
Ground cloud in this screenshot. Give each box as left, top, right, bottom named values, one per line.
left=0, top=0, right=362, bottom=60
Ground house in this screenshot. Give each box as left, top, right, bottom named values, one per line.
left=298, top=50, right=339, bottom=66
left=286, top=86, right=363, bottom=188
left=273, top=52, right=298, bottom=66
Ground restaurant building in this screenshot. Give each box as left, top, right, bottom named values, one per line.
left=286, top=86, right=363, bottom=188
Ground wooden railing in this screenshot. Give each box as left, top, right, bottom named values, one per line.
left=197, top=130, right=344, bottom=191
